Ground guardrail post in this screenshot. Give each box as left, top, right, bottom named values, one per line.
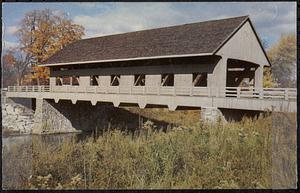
left=237, top=87, right=241, bottom=98
left=284, top=89, right=289, bottom=100
left=207, top=87, right=211, bottom=97
left=259, top=88, right=263, bottom=99
left=222, top=87, right=226, bottom=98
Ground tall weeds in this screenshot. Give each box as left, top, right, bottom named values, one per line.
left=2, top=112, right=296, bottom=189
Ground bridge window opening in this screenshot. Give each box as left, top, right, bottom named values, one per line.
left=62, top=77, right=71, bottom=85
left=161, top=74, right=174, bottom=86
left=56, top=77, right=62, bottom=86
left=134, top=74, right=145, bottom=86
left=193, top=73, right=207, bottom=87
left=72, top=76, right=79, bottom=86
left=227, top=67, right=256, bottom=88
left=226, top=59, right=258, bottom=88
left=111, top=75, right=120, bottom=86
left=90, top=75, right=99, bottom=86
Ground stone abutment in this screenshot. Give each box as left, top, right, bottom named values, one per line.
left=31, top=99, right=171, bottom=134
left=200, top=107, right=263, bottom=123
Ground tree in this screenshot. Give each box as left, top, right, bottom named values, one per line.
left=263, top=67, right=278, bottom=88
left=3, top=51, right=17, bottom=87
left=267, top=34, right=296, bottom=87
left=261, top=39, right=278, bottom=88
left=2, top=48, right=31, bottom=87
left=16, top=9, right=84, bottom=85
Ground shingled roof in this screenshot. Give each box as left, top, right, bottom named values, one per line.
left=42, top=15, right=249, bottom=66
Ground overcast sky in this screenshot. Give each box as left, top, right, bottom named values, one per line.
left=2, top=2, right=296, bottom=51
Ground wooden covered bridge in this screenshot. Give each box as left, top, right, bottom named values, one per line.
left=5, top=15, right=296, bottom=128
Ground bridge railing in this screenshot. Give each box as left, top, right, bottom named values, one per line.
left=225, top=87, right=297, bottom=100
left=8, top=85, right=50, bottom=92
left=6, top=85, right=296, bottom=101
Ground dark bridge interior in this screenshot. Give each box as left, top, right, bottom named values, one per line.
left=226, top=59, right=257, bottom=87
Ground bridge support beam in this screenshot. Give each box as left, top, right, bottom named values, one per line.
left=255, top=65, right=263, bottom=89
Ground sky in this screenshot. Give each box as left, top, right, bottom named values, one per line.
left=2, top=2, right=296, bottom=51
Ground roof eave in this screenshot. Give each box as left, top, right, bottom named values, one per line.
left=246, top=18, right=272, bottom=67
left=40, top=53, right=214, bottom=67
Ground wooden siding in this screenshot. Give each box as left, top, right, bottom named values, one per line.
left=216, top=21, right=269, bottom=67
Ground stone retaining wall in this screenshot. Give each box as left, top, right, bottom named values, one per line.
left=2, top=100, right=35, bottom=134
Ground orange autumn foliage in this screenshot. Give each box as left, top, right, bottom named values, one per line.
left=16, top=9, right=84, bottom=85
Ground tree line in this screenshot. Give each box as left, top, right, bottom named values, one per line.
left=2, top=9, right=296, bottom=88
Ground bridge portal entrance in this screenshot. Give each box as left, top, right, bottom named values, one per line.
left=226, top=59, right=258, bottom=88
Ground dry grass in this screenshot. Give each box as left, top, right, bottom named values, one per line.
left=123, top=107, right=201, bottom=128
left=2, top=112, right=296, bottom=189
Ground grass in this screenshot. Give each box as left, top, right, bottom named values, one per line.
left=2, top=111, right=297, bottom=189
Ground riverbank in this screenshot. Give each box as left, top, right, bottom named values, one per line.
left=2, top=112, right=296, bottom=189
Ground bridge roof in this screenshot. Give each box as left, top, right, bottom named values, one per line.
left=42, top=15, right=250, bottom=67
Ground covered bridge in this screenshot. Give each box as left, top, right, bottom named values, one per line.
left=43, top=15, right=270, bottom=93
left=6, top=15, right=296, bottom=130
